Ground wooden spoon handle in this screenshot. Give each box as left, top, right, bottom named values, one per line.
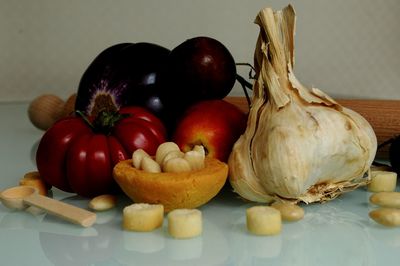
left=24, top=194, right=96, bottom=227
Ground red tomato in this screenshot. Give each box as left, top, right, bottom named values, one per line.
left=36, top=106, right=167, bottom=197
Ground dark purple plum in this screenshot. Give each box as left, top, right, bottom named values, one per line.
left=158, top=36, right=237, bottom=110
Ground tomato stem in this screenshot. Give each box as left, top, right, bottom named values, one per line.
left=76, top=110, right=95, bottom=130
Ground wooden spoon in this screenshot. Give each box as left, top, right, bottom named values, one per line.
left=0, top=186, right=96, bottom=227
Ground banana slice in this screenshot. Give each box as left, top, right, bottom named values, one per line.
left=184, top=151, right=205, bottom=171
left=155, top=142, right=180, bottom=165
left=168, top=209, right=202, bottom=239
left=132, top=149, right=150, bottom=169
left=368, top=171, right=397, bottom=192
left=141, top=157, right=161, bottom=173
left=246, top=206, right=282, bottom=236
left=123, top=203, right=164, bottom=232
left=163, top=157, right=191, bottom=173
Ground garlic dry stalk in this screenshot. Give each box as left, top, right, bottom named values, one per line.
left=228, top=5, right=377, bottom=204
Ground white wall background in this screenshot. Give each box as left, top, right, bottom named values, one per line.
left=1, top=0, right=399, bottom=102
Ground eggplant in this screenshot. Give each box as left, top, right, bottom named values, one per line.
left=75, top=42, right=170, bottom=119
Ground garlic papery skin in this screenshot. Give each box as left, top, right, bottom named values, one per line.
left=228, top=5, right=377, bottom=204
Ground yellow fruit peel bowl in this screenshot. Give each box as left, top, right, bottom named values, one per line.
left=113, top=157, right=228, bottom=212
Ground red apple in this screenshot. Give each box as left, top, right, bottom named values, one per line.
left=172, top=100, right=247, bottom=162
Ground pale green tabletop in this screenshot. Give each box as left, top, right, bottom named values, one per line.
left=0, top=102, right=398, bottom=266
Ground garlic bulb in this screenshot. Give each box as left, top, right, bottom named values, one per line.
left=228, top=5, right=377, bottom=203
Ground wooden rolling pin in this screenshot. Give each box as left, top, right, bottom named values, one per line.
left=225, top=97, right=400, bottom=158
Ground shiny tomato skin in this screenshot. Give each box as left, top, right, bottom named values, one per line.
left=36, top=117, right=90, bottom=192
left=113, top=122, right=160, bottom=156
left=36, top=107, right=167, bottom=197
left=66, top=134, right=114, bottom=197
left=119, top=106, right=167, bottom=142
left=107, top=135, right=129, bottom=165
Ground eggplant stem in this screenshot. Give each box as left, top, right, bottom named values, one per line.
left=75, top=110, right=130, bottom=135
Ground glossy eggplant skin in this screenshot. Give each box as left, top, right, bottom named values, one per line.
left=75, top=42, right=170, bottom=118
